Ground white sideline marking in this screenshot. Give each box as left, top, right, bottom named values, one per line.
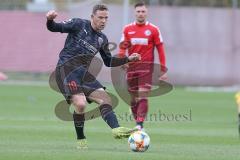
left=185, top=86, right=240, bottom=93
left=0, top=80, right=48, bottom=87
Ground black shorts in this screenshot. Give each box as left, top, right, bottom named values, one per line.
left=55, top=64, right=105, bottom=104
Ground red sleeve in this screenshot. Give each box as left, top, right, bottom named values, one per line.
left=153, top=27, right=166, bottom=72
left=118, top=27, right=129, bottom=58
left=156, top=43, right=167, bottom=72
left=153, top=26, right=163, bottom=46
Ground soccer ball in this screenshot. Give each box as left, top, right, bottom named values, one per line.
left=128, top=131, right=150, bottom=152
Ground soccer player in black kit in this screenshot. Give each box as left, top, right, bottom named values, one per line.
left=46, top=4, right=141, bottom=149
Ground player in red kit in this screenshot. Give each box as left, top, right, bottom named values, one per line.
left=118, top=2, right=167, bottom=130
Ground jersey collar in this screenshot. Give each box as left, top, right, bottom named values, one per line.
left=134, top=21, right=149, bottom=26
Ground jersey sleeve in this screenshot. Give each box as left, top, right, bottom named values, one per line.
left=153, top=26, right=166, bottom=72
left=153, top=26, right=163, bottom=45
left=118, top=27, right=130, bottom=57
left=156, top=43, right=166, bottom=72
left=46, top=18, right=81, bottom=33
left=100, top=35, right=129, bottom=67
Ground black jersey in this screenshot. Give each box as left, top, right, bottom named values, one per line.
left=47, top=18, right=128, bottom=67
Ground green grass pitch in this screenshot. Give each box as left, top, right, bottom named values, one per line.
left=0, top=83, right=239, bottom=160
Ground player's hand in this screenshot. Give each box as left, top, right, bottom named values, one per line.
left=128, top=53, right=141, bottom=62
left=159, top=73, right=168, bottom=81
left=121, top=64, right=129, bottom=70
left=46, top=10, right=58, bottom=20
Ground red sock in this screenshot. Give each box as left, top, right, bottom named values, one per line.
left=136, top=99, right=148, bottom=123
left=131, top=101, right=138, bottom=121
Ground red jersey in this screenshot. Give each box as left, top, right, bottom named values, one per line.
left=119, top=21, right=166, bottom=69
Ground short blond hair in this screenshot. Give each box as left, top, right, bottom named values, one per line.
left=92, top=4, right=108, bottom=14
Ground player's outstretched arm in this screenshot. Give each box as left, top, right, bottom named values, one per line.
left=128, top=53, right=141, bottom=62
left=46, top=10, right=58, bottom=21
left=46, top=10, right=61, bottom=32
left=99, top=37, right=141, bottom=67
left=100, top=47, right=141, bottom=67
left=46, top=10, right=78, bottom=33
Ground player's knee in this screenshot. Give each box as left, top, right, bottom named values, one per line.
left=97, top=90, right=112, bottom=105
left=76, top=100, right=86, bottom=108
left=101, top=94, right=112, bottom=105
left=74, top=101, right=86, bottom=113
left=71, top=94, right=87, bottom=113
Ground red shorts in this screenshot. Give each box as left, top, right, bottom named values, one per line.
left=127, top=62, right=153, bottom=92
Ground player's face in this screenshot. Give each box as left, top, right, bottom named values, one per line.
left=91, top=10, right=109, bottom=31
left=135, top=6, right=147, bottom=24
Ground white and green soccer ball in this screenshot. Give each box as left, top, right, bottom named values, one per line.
left=128, top=131, right=150, bottom=152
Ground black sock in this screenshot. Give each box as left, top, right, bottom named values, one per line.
left=73, top=112, right=86, bottom=139
left=99, top=104, right=120, bottom=129
left=136, top=121, right=143, bottom=128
